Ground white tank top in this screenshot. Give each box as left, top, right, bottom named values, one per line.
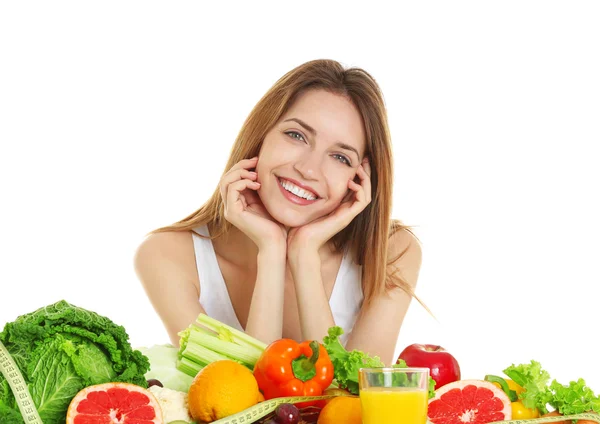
left=192, top=225, right=363, bottom=345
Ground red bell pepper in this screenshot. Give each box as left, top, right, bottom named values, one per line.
left=253, top=339, right=334, bottom=404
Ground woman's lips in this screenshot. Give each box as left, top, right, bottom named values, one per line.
left=277, top=177, right=320, bottom=206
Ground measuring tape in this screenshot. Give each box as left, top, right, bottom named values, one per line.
left=0, top=340, right=43, bottom=424
left=494, top=413, right=600, bottom=423
left=208, top=392, right=599, bottom=424
left=210, top=394, right=340, bottom=424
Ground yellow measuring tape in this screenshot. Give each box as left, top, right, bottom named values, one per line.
left=210, top=395, right=340, bottom=424
left=0, top=340, right=43, bottom=424
left=437, top=414, right=600, bottom=424
left=495, top=413, right=600, bottom=423
left=203, top=393, right=600, bottom=424
left=209, top=394, right=599, bottom=424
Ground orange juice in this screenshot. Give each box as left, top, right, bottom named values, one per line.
left=360, top=387, right=428, bottom=424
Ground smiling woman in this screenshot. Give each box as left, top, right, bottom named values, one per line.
left=133, top=59, right=424, bottom=365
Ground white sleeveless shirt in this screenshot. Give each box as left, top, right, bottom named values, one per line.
left=192, top=225, right=363, bottom=345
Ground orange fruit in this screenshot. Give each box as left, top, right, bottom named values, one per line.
left=187, top=360, right=260, bottom=422
left=317, top=396, right=361, bottom=424
left=66, top=382, right=163, bottom=424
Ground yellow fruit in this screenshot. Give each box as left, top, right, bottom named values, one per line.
left=187, top=360, right=260, bottom=422
left=317, top=396, right=361, bottom=424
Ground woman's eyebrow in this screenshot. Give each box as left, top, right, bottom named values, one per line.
left=284, top=118, right=317, bottom=136
left=283, top=117, right=360, bottom=159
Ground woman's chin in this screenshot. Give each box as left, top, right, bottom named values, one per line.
left=264, top=206, right=314, bottom=229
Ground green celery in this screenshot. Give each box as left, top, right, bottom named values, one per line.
left=188, top=326, right=262, bottom=366
left=176, top=313, right=268, bottom=376
left=194, top=314, right=267, bottom=352
left=176, top=357, right=204, bottom=377
left=181, top=341, right=232, bottom=365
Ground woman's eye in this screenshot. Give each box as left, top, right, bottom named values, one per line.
left=285, top=131, right=306, bottom=142
left=333, top=154, right=351, bottom=166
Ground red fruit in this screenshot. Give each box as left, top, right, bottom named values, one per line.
left=66, top=382, right=163, bottom=424
left=428, top=379, right=512, bottom=424
left=398, top=343, right=461, bottom=389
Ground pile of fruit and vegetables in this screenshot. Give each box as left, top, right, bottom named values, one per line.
left=1, top=300, right=599, bottom=423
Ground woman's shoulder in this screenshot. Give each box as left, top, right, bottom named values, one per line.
left=134, top=230, right=198, bottom=280
left=388, top=225, right=421, bottom=256
left=386, top=224, right=422, bottom=288
left=135, top=229, right=195, bottom=255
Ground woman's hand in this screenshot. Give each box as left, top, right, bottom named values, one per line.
left=287, top=158, right=372, bottom=263
left=220, top=157, right=287, bottom=251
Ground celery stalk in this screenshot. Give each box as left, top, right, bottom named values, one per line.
left=188, top=327, right=262, bottom=366
left=176, top=313, right=268, bottom=375
left=176, top=357, right=203, bottom=377
left=194, top=314, right=267, bottom=352
left=181, top=341, right=232, bottom=365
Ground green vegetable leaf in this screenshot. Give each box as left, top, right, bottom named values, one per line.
left=0, top=300, right=150, bottom=424
left=548, top=378, right=600, bottom=415
left=323, top=326, right=436, bottom=398
left=392, top=360, right=436, bottom=399
left=29, top=337, right=85, bottom=423
left=323, top=326, right=384, bottom=394
left=65, top=336, right=116, bottom=384
left=503, top=360, right=552, bottom=414
left=137, top=345, right=195, bottom=393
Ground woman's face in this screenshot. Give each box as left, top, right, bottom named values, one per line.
left=256, top=89, right=367, bottom=228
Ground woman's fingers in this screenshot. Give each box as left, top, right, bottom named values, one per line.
left=219, top=167, right=258, bottom=204
left=355, top=160, right=372, bottom=204
left=223, top=178, right=261, bottom=220
left=229, top=156, right=258, bottom=172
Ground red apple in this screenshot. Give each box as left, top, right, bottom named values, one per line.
left=397, top=344, right=461, bottom=389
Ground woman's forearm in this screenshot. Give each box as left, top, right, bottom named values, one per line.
left=244, top=245, right=286, bottom=345
left=289, top=252, right=336, bottom=341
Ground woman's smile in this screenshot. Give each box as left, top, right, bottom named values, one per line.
left=276, top=176, right=321, bottom=206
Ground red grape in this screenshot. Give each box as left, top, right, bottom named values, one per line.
left=274, top=403, right=300, bottom=424
left=147, top=379, right=163, bottom=388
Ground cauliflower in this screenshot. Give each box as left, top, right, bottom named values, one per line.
left=148, top=385, right=194, bottom=423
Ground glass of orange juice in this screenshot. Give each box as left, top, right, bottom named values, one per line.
left=359, top=367, right=430, bottom=424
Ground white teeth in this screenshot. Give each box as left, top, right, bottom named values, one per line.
left=279, top=179, right=317, bottom=201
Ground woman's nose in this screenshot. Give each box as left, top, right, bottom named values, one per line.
left=293, top=153, right=321, bottom=180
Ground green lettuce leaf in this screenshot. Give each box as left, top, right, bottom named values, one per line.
left=548, top=378, right=600, bottom=415
left=322, top=326, right=435, bottom=398
left=503, top=360, right=552, bottom=414
left=137, top=344, right=194, bottom=393
left=323, top=326, right=384, bottom=394
left=28, top=336, right=85, bottom=421
left=0, top=300, right=150, bottom=424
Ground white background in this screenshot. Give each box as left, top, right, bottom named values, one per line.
left=1, top=1, right=599, bottom=392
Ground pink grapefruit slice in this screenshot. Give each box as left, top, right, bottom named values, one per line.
left=428, top=379, right=512, bottom=424
left=66, top=382, right=163, bottom=424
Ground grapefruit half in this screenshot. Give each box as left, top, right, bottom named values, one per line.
left=428, top=379, right=511, bottom=424
left=66, top=382, right=163, bottom=424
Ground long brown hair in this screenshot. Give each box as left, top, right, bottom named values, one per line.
left=152, top=59, right=422, bottom=306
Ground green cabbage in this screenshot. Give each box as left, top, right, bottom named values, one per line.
left=0, top=300, right=150, bottom=424
left=137, top=344, right=194, bottom=393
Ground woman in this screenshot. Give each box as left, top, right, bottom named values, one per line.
left=134, top=59, right=423, bottom=365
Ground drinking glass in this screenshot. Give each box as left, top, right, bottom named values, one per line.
left=359, top=367, right=430, bottom=424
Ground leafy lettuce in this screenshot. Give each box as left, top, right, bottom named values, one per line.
left=323, top=326, right=436, bottom=398
left=0, top=300, right=150, bottom=424
left=503, top=360, right=600, bottom=416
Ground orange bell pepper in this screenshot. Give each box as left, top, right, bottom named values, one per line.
left=253, top=339, right=334, bottom=404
